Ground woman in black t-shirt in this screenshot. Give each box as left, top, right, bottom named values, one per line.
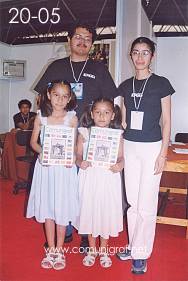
left=116, top=37, right=175, bottom=274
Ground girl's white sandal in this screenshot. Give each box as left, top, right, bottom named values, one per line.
left=83, top=252, right=97, bottom=267
left=41, top=253, right=54, bottom=269
left=53, top=253, right=66, bottom=270
left=100, top=253, right=112, bottom=268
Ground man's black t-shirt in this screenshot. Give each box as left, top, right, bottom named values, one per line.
left=118, top=74, right=175, bottom=142
left=13, top=112, right=36, bottom=128
left=34, top=57, right=118, bottom=119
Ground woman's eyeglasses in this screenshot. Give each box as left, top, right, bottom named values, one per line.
left=131, top=50, right=152, bottom=57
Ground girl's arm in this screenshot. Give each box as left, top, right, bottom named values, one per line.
left=110, top=136, right=124, bottom=173
left=70, top=116, right=78, bottom=146
left=70, top=115, right=78, bottom=150
left=76, top=133, right=90, bottom=170
left=70, top=115, right=78, bottom=165
left=154, top=95, right=171, bottom=174
left=121, top=99, right=127, bottom=129
left=70, top=115, right=78, bottom=129
left=30, top=115, right=42, bottom=153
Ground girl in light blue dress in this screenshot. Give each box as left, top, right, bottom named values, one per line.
left=27, top=80, right=79, bottom=270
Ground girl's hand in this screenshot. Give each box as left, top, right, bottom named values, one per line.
left=154, top=155, right=167, bottom=175
left=80, top=161, right=91, bottom=170
left=38, top=152, right=42, bottom=164
left=109, top=163, right=122, bottom=173
left=38, top=152, right=50, bottom=167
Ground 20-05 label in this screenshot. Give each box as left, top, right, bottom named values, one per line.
left=9, top=7, right=61, bottom=24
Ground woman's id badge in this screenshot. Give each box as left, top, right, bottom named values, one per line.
left=130, top=111, right=144, bottom=130
left=70, top=82, right=83, bottom=100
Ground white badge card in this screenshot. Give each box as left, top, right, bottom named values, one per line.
left=130, top=111, right=144, bottom=130
left=71, top=82, right=83, bottom=100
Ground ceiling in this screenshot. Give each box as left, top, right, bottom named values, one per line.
left=0, top=0, right=188, bottom=45
left=0, top=0, right=116, bottom=45
left=142, top=0, right=188, bottom=36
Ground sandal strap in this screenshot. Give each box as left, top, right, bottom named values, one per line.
left=43, top=253, right=54, bottom=262
left=83, top=253, right=97, bottom=267
left=100, top=253, right=112, bottom=268
left=41, top=253, right=54, bottom=268
left=54, top=253, right=65, bottom=261
left=53, top=253, right=66, bottom=270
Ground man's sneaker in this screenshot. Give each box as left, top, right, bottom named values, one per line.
left=116, top=249, right=132, bottom=261
left=132, top=259, right=147, bottom=274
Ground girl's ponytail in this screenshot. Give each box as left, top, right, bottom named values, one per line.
left=110, top=104, right=122, bottom=129
left=66, top=90, right=77, bottom=111
left=79, top=105, right=94, bottom=127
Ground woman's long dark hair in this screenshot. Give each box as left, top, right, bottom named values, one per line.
left=80, top=97, right=122, bottom=129
left=39, top=80, right=77, bottom=117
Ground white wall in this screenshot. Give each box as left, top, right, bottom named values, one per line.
left=115, top=0, right=151, bottom=109
left=7, top=42, right=67, bottom=129
left=115, top=0, right=152, bottom=86
left=156, top=37, right=188, bottom=140
left=0, top=42, right=11, bottom=133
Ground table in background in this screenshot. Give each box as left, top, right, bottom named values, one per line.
left=157, top=143, right=188, bottom=239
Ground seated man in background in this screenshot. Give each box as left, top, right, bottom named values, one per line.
left=13, top=99, right=36, bottom=130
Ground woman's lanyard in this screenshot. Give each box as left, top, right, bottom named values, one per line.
left=21, top=113, right=29, bottom=123
left=132, top=75, right=150, bottom=111
left=69, top=57, right=88, bottom=83
left=130, top=75, right=151, bottom=130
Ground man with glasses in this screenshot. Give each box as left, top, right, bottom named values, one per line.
left=33, top=21, right=118, bottom=250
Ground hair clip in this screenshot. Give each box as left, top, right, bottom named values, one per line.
left=89, top=101, right=94, bottom=110
left=47, top=82, right=52, bottom=88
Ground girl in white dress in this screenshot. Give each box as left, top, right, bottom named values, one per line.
left=76, top=98, right=124, bottom=268
left=27, top=80, right=79, bottom=270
